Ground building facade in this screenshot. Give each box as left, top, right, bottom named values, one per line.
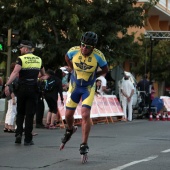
left=125, top=0, right=170, bottom=97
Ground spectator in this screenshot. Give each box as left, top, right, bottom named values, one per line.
left=4, top=62, right=18, bottom=133
left=137, top=74, right=150, bottom=107
left=96, top=73, right=111, bottom=95
left=55, top=68, right=63, bottom=80
left=120, top=72, right=135, bottom=121
left=54, top=68, right=64, bottom=125
left=150, top=81, right=155, bottom=103
left=43, top=69, right=64, bottom=129
left=60, top=67, right=69, bottom=91
left=95, top=79, right=102, bottom=96
left=35, top=72, right=45, bottom=129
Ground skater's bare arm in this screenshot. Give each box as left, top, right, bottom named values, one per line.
left=65, top=55, right=73, bottom=71
left=96, top=66, right=108, bottom=77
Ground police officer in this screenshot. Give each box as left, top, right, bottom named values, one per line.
left=5, top=40, right=45, bottom=145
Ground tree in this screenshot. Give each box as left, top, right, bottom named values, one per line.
left=0, top=0, right=158, bottom=69
left=130, top=33, right=170, bottom=85
left=149, top=40, right=170, bottom=83
left=0, top=0, right=81, bottom=67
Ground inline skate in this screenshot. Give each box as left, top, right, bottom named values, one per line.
left=59, top=126, right=78, bottom=150
left=79, top=143, right=89, bottom=164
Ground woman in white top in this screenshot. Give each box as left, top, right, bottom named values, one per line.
left=96, top=74, right=111, bottom=95
left=95, top=79, right=102, bottom=95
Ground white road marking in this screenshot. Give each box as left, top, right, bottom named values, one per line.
left=161, top=149, right=170, bottom=153
left=109, top=155, right=158, bottom=170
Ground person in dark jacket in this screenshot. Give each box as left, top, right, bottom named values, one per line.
left=35, top=72, right=45, bottom=129
left=137, top=74, right=150, bottom=107
left=43, top=69, right=64, bottom=129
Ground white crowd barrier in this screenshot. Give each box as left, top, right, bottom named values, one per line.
left=1, top=94, right=124, bottom=123
left=57, top=93, right=124, bottom=120
left=160, top=96, right=170, bottom=111
left=0, top=99, right=5, bottom=123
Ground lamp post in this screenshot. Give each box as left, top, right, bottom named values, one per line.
left=148, top=36, right=154, bottom=114
left=3, top=29, right=12, bottom=120
left=7, top=28, right=12, bottom=79
left=145, top=31, right=170, bottom=117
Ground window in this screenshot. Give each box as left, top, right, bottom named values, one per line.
left=168, top=0, right=170, bottom=10
left=159, top=0, right=166, bottom=7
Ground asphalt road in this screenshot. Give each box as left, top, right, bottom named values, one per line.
left=0, top=119, right=170, bottom=170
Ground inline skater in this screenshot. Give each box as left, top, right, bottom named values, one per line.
left=59, top=31, right=108, bottom=163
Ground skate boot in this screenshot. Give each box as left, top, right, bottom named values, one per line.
left=79, top=143, right=89, bottom=164
left=59, top=126, right=78, bottom=150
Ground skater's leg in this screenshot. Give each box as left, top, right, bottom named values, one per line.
left=59, top=109, right=77, bottom=150
left=60, top=85, right=86, bottom=149
left=81, top=107, right=91, bottom=144
left=79, top=107, right=90, bottom=163
left=65, top=109, right=75, bottom=130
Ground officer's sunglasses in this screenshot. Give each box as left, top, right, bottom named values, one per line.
left=81, top=42, right=94, bottom=49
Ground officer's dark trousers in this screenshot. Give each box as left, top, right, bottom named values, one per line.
left=16, top=85, right=38, bottom=142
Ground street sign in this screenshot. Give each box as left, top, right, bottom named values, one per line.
left=0, top=35, right=4, bottom=51
left=0, top=43, right=3, bottom=51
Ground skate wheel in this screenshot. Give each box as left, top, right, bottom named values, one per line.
left=81, top=154, right=88, bottom=164
left=59, top=143, right=65, bottom=150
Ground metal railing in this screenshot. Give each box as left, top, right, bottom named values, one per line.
left=145, top=31, right=170, bottom=39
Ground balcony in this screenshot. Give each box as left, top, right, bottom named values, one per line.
left=138, top=0, right=170, bottom=31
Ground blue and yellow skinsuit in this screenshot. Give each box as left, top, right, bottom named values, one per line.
left=66, top=46, right=108, bottom=110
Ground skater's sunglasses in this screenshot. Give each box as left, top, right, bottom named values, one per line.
left=81, top=42, right=94, bottom=49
